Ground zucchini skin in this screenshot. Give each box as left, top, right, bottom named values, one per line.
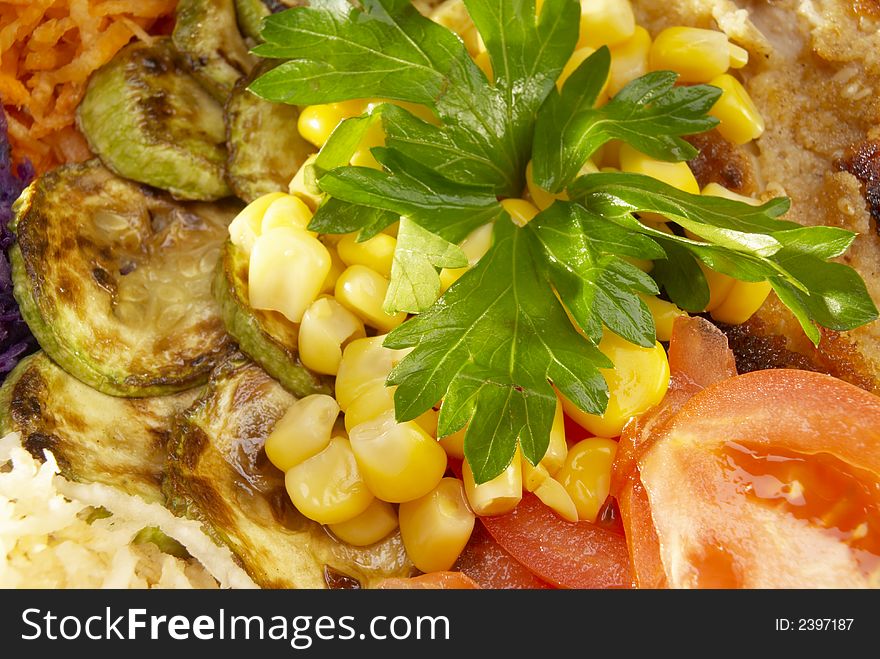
left=225, top=67, right=313, bottom=203
left=12, top=161, right=236, bottom=397
left=0, top=351, right=201, bottom=504
left=9, top=242, right=139, bottom=396
left=213, top=240, right=332, bottom=397
left=76, top=39, right=231, bottom=201
left=174, top=0, right=255, bottom=101
left=164, top=356, right=413, bottom=588
left=234, top=0, right=270, bottom=41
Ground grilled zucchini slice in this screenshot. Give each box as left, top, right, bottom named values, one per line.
left=213, top=240, right=331, bottom=396
left=11, top=161, right=236, bottom=397
left=174, top=0, right=255, bottom=101
left=234, top=0, right=271, bottom=41
left=225, top=69, right=313, bottom=203
left=234, top=1, right=306, bottom=42
left=0, top=352, right=201, bottom=504
left=77, top=38, right=231, bottom=201
left=165, top=356, right=412, bottom=588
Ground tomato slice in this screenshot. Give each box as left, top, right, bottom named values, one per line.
left=377, top=572, right=482, bottom=589
left=612, top=316, right=737, bottom=496
left=481, top=493, right=632, bottom=589
left=455, top=523, right=553, bottom=589
left=616, top=318, right=880, bottom=587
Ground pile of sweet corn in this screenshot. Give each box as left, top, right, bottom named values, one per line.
left=227, top=0, right=770, bottom=574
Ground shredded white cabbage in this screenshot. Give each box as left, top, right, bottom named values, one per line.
left=0, top=432, right=257, bottom=589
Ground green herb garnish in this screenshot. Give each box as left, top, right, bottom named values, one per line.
left=251, top=0, right=878, bottom=482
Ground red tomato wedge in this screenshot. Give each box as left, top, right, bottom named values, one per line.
left=455, top=524, right=553, bottom=589
left=481, top=493, right=632, bottom=589
left=377, top=572, right=481, bottom=589
left=615, top=318, right=880, bottom=588
left=613, top=315, right=737, bottom=494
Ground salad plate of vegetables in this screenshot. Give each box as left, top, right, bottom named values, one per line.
left=0, top=0, right=878, bottom=589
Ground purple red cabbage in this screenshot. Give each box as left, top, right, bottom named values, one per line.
left=0, top=106, right=37, bottom=377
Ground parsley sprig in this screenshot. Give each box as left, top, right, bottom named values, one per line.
left=252, top=0, right=878, bottom=482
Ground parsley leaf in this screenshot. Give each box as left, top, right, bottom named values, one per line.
left=650, top=239, right=710, bottom=313
left=525, top=202, right=663, bottom=347
left=253, top=0, right=879, bottom=483
left=319, top=147, right=503, bottom=242
left=570, top=172, right=879, bottom=341
left=385, top=217, right=610, bottom=483
left=309, top=199, right=398, bottom=241
left=252, top=0, right=579, bottom=196
left=385, top=218, right=467, bottom=314
left=533, top=56, right=722, bottom=193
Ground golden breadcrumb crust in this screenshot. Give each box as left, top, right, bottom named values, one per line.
left=635, top=0, right=880, bottom=392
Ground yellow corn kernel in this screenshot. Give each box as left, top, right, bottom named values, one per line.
left=249, top=227, right=331, bottom=324
left=598, top=140, right=622, bottom=168
left=349, top=410, right=448, bottom=503
left=556, top=437, right=618, bottom=522
left=576, top=0, right=636, bottom=49
left=335, top=265, right=406, bottom=333
left=228, top=192, right=288, bottom=253
left=285, top=436, right=374, bottom=525
left=288, top=154, right=323, bottom=211
left=526, top=161, right=564, bottom=211
left=728, top=43, right=749, bottom=69
left=430, top=0, right=480, bottom=56
left=439, top=426, right=465, bottom=460
left=329, top=498, right=398, bottom=547
left=707, top=73, right=765, bottom=145
left=349, top=118, right=386, bottom=170
left=639, top=293, right=687, bottom=342
left=344, top=381, right=396, bottom=433
left=399, top=477, right=475, bottom=573
left=319, top=244, right=346, bottom=295
left=619, top=143, right=700, bottom=194
left=337, top=232, right=396, bottom=278
left=299, top=296, right=365, bottom=376
left=501, top=198, right=540, bottom=227
left=265, top=394, right=340, bottom=472
left=462, top=452, right=522, bottom=516
left=624, top=256, right=653, bottom=273
left=701, top=182, right=760, bottom=205
left=335, top=335, right=408, bottom=410
left=260, top=194, right=315, bottom=236
left=649, top=27, right=742, bottom=83
left=534, top=476, right=579, bottom=523
left=710, top=279, right=771, bottom=325
left=543, top=399, right=568, bottom=475
left=414, top=407, right=439, bottom=437
left=521, top=457, right=550, bottom=492
left=558, top=47, right=610, bottom=99
left=474, top=48, right=493, bottom=82
left=608, top=25, right=650, bottom=96
left=297, top=100, right=367, bottom=148
left=439, top=222, right=494, bottom=291
left=377, top=100, right=439, bottom=126
left=562, top=330, right=670, bottom=437
left=698, top=262, right=737, bottom=312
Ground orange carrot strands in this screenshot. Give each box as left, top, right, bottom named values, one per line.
left=0, top=0, right=177, bottom=172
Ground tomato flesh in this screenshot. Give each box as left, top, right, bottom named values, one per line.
left=455, top=524, right=553, bottom=589
left=723, top=441, right=880, bottom=575
left=377, top=572, right=481, bottom=589
left=615, top=316, right=880, bottom=587
left=481, top=493, right=632, bottom=589
left=621, top=365, right=880, bottom=586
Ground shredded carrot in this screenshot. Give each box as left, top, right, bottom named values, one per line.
left=0, top=0, right=178, bottom=172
